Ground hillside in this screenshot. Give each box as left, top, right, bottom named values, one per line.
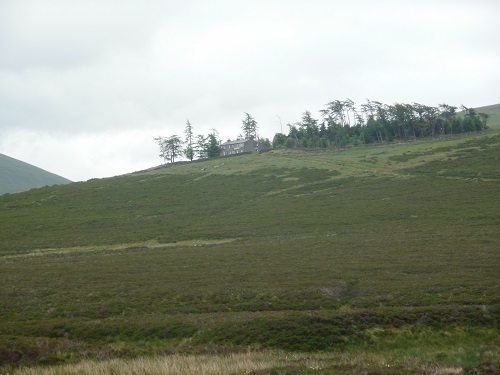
left=475, top=103, right=500, bottom=128
left=0, top=153, right=71, bottom=195
left=1, top=131, right=499, bottom=373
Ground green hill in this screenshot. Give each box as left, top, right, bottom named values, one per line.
left=0, top=153, right=71, bottom=195
left=1, top=131, right=499, bottom=373
left=475, top=103, right=500, bottom=128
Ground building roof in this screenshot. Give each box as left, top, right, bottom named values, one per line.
left=220, top=138, right=252, bottom=146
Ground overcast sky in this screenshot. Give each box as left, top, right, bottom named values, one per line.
left=1, top=0, right=499, bottom=181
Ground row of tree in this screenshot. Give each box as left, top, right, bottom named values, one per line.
left=156, top=100, right=489, bottom=163
left=273, top=100, right=489, bottom=149
left=155, top=113, right=261, bottom=163
left=154, top=123, right=220, bottom=163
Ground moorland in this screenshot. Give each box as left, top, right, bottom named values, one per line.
left=0, top=127, right=499, bottom=374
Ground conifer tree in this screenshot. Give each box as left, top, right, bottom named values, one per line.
left=184, top=119, right=194, bottom=161
left=242, top=113, right=258, bottom=139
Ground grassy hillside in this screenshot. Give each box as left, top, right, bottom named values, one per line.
left=1, top=131, right=499, bottom=373
left=0, top=153, right=71, bottom=195
left=476, top=103, right=500, bottom=128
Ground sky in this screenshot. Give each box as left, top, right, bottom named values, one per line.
left=1, top=0, right=499, bottom=182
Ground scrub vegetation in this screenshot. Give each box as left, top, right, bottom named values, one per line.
left=1, top=130, right=499, bottom=374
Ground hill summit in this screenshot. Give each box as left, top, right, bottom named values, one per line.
left=0, top=153, right=71, bottom=194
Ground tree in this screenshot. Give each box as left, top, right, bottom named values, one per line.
left=166, top=135, right=183, bottom=163
left=242, top=112, right=258, bottom=139
left=258, top=137, right=271, bottom=148
left=195, top=134, right=207, bottom=159
left=412, top=103, right=429, bottom=137
left=154, top=136, right=169, bottom=164
left=360, top=99, right=376, bottom=123
left=321, top=100, right=347, bottom=127
left=154, top=135, right=183, bottom=163
left=478, top=113, right=490, bottom=129
left=343, top=98, right=356, bottom=127
left=389, top=103, right=413, bottom=140
left=206, top=131, right=222, bottom=158
left=300, top=111, right=319, bottom=138
left=184, top=119, right=194, bottom=161
left=373, top=101, right=390, bottom=141
left=460, top=107, right=483, bottom=132
left=438, top=103, right=457, bottom=134
left=272, top=133, right=287, bottom=148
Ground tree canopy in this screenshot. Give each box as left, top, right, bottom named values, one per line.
left=273, top=99, right=489, bottom=149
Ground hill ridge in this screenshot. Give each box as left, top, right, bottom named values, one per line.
left=0, top=153, right=71, bottom=195
left=474, top=103, right=500, bottom=127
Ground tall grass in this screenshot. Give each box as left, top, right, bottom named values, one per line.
left=12, top=337, right=498, bottom=375
left=13, top=352, right=287, bottom=375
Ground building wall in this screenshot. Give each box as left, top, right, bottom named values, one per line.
left=242, top=139, right=257, bottom=153
left=221, top=139, right=267, bottom=156
left=221, top=141, right=244, bottom=156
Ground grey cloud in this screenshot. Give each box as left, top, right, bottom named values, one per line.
left=0, top=0, right=499, bottom=180
left=0, top=0, right=187, bottom=70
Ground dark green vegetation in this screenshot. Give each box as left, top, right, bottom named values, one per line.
left=0, top=154, right=71, bottom=195
left=474, top=103, right=500, bottom=129
left=1, top=131, right=499, bottom=372
left=273, top=100, right=490, bottom=150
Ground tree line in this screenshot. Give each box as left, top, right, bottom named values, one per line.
left=154, top=122, right=220, bottom=164
left=155, top=113, right=263, bottom=163
left=273, top=99, right=489, bottom=149
left=156, top=100, right=489, bottom=163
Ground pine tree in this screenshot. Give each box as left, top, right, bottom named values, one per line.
left=242, top=113, right=258, bottom=139
left=184, top=119, right=194, bottom=161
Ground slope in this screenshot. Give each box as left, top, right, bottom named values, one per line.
left=475, top=103, right=500, bottom=128
left=0, top=130, right=499, bottom=371
left=0, top=153, right=71, bottom=195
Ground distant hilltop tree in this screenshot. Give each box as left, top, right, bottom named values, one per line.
left=242, top=112, right=258, bottom=139
left=156, top=123, right=221, bottom=163
left=154, top=135, right=183, bottom=164
left=205, top=131, right=222, bottom=158
left=184, top=119, right=195, bottom=161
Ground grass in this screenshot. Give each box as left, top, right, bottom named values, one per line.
left=475, top=103, right=500, bottom=128
left=1, top=130, right=499, bottom=373
left=8, top=328, right=500, bottom=374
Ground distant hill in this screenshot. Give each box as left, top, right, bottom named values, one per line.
left=0, top=153, right=71, bottom=194
left=475, top=103, right=500, bottom=128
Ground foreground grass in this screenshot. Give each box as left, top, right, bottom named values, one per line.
left=1, top=131, right=499, bottom=371
left=5, top=353, right=466, bottom=375
left=9, top=328, right=500, bottom=375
